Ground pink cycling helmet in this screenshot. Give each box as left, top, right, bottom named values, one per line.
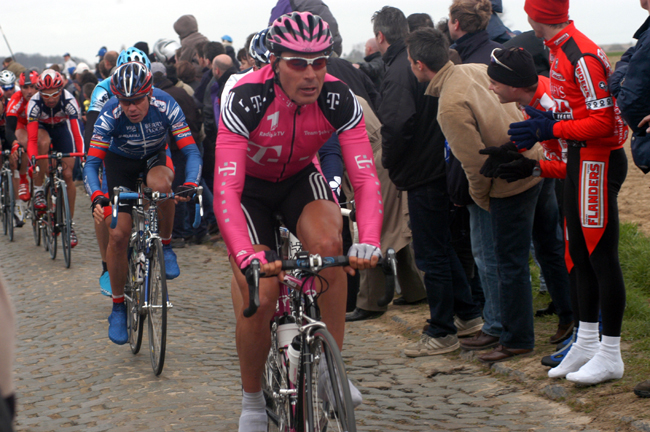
left=266, top=11, right=333, bottom=55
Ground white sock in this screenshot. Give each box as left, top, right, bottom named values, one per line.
left=566, top=335, right=624, bottom=385
left=548, top=321, right=600, bottom=379
left=239, top=390, right=267, bottom=432
left=318, top=358, right=362, bottom=408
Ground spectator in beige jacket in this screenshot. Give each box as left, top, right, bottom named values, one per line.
left=406, top=27, right=545, bottom=363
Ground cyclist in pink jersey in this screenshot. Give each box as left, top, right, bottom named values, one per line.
left=215, top=12, right=383, bottom=431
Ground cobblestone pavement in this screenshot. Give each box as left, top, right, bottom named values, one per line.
left=1, top=188, right=603, bottom=431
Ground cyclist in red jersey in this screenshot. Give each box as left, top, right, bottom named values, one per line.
left=216, top=12, right=383, bottom=431
left=510, top=0, right=628, bottom=386
left=28, top=70, right=84, bottom=247
left=5, top=71, right=38, bottom=210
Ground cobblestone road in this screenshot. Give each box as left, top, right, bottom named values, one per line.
left=1, top=188, right=603, bottom=431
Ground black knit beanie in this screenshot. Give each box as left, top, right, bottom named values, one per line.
left=487, top=47, right=538, bottom=88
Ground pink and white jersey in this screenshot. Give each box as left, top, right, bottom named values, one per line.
left=215, top=65, right=383, bottom=263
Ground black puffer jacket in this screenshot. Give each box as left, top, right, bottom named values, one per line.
left=378, top=40, right=446, bottom=191
left=358, top=52, right=385, bottom=91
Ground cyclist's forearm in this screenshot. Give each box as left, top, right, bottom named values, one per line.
left=83, top=111, right=99, bottom=153
left=179, top=143, right=203, bottom=186
left=213, top=147, right=254, bottom=265
left=26, top=121, right=39, bottom=159
left=4, top=116, right=17, bottom=145
left=83, top=155, right=104, bottom=200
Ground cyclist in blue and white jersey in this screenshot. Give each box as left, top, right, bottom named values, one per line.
left=84, top=47, right=151, bottom=296
left=84, top=61, right=202, bottom=345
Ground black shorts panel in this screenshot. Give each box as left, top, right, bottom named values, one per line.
left=104, top=149, right=171, bottom=214
left=241, top=164, right=335, bottom=249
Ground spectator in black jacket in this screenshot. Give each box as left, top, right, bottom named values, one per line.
left=373, top=6, right=482, bottom=357
left=355, top=38, right=385, bottom=91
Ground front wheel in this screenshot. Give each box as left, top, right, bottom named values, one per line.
left=44, top=182, right=57, bottom=259
left=1, top=172, right=14, bottom=241
left=126, top=245, right=144, bottom=354
left=57, top=182, right=72, bottom=268
left=301, top=328, right=356, bottom=432
left=147, top=238, right=167, bottom=376
left=31, top=193, right=41, bottom=246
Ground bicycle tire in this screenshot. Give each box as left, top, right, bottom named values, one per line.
left=44, top=182, right=57, bottom=259
left=301, top=328, right=356, bottom=432
left=58, top=182, right=72, bottom=268
left=126, top=245, right=144, bottom=354
left=31, top=193, right=41, bottom=246
left=147, top=238, right=167, bottom=376
left=0, top=173, right=6, bottom=236
left=1, top=172, right=13, bottom=240
left=263, top=329, right=292, bottom=431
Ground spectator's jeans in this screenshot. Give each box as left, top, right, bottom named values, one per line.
left=467, top=204, right=501, bottom=338
left=532, top=179, right=573, bottom=326
left=489, top=181, right=542, bottom=350
left=408, top=178, right=481, bottom=338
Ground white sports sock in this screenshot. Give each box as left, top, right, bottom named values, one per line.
left=566, top=335, right=624, bottom=385
left=548, top=321, right=600, bottom=379
left=239, top=390, right=267, bottom=432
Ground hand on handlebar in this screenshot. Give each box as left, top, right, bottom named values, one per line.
left=346, top=243, right=382, bottom=275
left=92, top=194, right=111, bottom=225
left=174, top=183, right=196, bottom=203
left=240, top=250, right=283, bottom=277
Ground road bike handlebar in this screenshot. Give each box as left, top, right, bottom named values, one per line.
left=243, top=248, right=398, bottom=318
left=33, top=152, right=85, bottom=161
left=109, top=185, right=203, bottom=230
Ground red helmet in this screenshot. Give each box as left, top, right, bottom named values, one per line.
left=19, top=70, right=40, bottom=87
left=36, top=69, right=65, bottom=91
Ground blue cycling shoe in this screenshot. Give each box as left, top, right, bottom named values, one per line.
left=99, top=271, right=112, bottom=296
left=163, top=244, right=180, bottom=280
left=542, top=327, right=576, bottom=368
left=108, top=302, right=128, bottom=345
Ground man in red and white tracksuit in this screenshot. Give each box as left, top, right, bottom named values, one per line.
left=510, top=0, right=628, bottom=385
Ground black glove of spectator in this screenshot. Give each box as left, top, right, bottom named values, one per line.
left=479, top=142, right=519, bottom=177
left=495, top=154, right=538, bottom=183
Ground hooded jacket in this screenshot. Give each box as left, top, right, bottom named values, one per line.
left=173, top=15, right=209, bottom=63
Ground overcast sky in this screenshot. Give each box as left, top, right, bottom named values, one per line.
left=1, top=0, right=647, bottom=65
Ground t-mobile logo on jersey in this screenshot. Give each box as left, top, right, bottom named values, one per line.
left=581, top=161, right=604, bottom=228
left=247, top=142, right=282, bottom=165
left=354, top=155, right=373, bottom=169
left=251, top=95, right=263, bottom=113
left=218, top=162, right=238, bottom=176
left=326, top=92, right=340, bottom=110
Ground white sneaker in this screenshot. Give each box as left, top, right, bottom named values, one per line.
left=404, top=333, right=460, bottom=357
left=318, top=359, right=362, bottom=408
left=454, top=316, right=484, bottom=337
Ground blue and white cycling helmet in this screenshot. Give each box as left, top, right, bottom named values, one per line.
left=117, top=47, right=151, bottom=70
left=0, top=70, right=16, bottom=91
left=249, top=28, right=271, bottom=66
